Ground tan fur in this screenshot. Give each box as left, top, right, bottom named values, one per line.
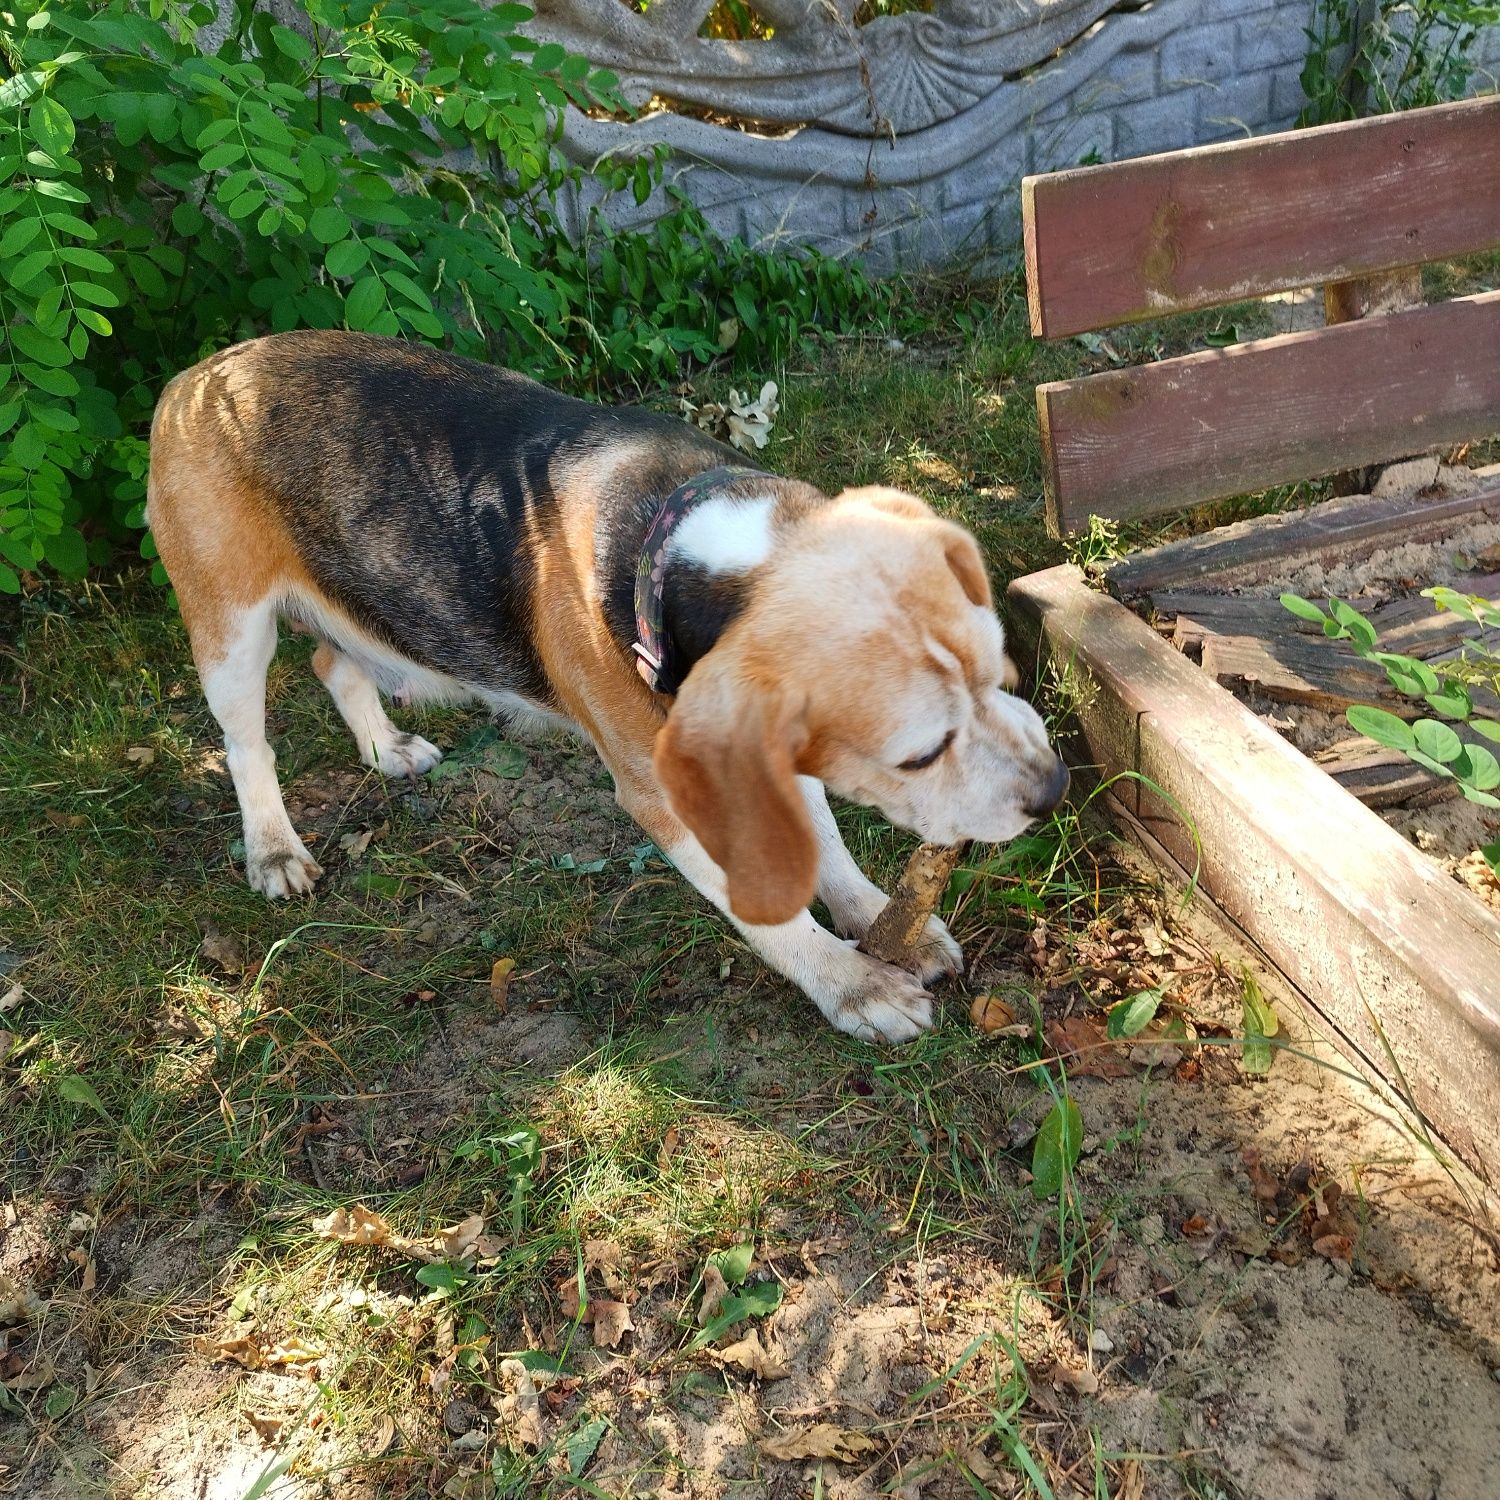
left=147, top=354, right=316, bottom=666
left=653, top=655, right=818, bottom=927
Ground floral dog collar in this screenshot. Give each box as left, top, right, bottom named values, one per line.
left=633, top=465, right=761, bottom=695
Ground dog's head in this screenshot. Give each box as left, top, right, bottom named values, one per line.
left=654, top=486, right=1069, bottom=926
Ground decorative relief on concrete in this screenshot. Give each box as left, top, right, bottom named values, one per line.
left=538, top=2, right=1491, bottom=268
left=536, top=0, right=1119, bottom=135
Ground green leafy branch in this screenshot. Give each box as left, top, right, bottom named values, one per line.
left=1281, top=589, right=1500, bottom=868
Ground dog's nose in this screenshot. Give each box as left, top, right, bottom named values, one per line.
left=1023, top=756, right=1070, bottom=819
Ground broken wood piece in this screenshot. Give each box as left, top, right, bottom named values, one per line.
left=1104, top=482, right=1500, bottom=597
left=1310, top=740, right=1452, bottom=810
left=1199, top=634, right=1406, bottom=715
left=861, top=842, right=965, bottom=966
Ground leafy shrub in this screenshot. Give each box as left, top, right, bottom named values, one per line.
left=1300, top=1, right=1500, bottom=124
left=0, top=0, right=890, bottom=594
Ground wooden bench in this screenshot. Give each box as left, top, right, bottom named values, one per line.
left=1006, top=96, right=1500, bottom=1186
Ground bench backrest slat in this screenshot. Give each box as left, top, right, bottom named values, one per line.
left=1038, top=291, right=1500, bottom=535
left=1023, top=96, right=1500, bottom=341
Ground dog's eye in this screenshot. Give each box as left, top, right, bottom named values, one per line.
left=898, top=729, right=955, bottom=772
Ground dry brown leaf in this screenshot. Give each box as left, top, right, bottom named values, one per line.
left=1044, top=1016, right=1135, bottom=1079
left=1312, top=1233, right=1354, bottom=1266
left=314, top=1203, right=497, bottom=1265
left=557, top=1275, right=582, bottom=1321
left=212, top=1336, right=265, bottom=1370
left=715, top=1328, right=789, bottom=1380
left=0, top=1275, right=41, bottom=1327
left=265, top=1336, right=324, bottom=1367
left=65, top=1248, right=97, bottom=1295
left=213, top=1338, right=321, bottom=1374
left=797, top=1236, right=848, bottom=1273
left=247, top=1411, right=284, bottom=1445
left=1241, top=1147, right=1282, bottom=1205
left=198, top=923, right=246, bottom=977
left=124, top=745, right=156, bottom=767
left=0, top=983, right=25, bottom=1016
left=498, top=1358, right=545, bottom=1449
left=657, top=1125, right=681, bottom=1172
left=365, top=1412, right=397, bottom=1457
left=0, top=1030, right=14, bottom=1066
left=436, top=1213, right=502, bottom=1263
left=697, top=1264, right=728, bottom=1328
left=959, top=1448, right=1006, bottom=1487
left=1038, top=1359, right=1099, bottom=1397
left=314, top=1204, right=408, bottom=1250
left=338, top=826, right=375, bottom=859
left=761, top=1422, right=878, bottom=1463
left=45, top=810, right=86, bottom=830
left=489, top=957, right=515, bottom=1013
left=969, top=992, right=1018, bottom=1035
left=2, top=1356, right=54, bottom=1392
left=1180, top=1215, right=1213, bottom=1238
left=583, top=1238, right=625, bottom=1293
left=590, top=1298, right=634, bottom=1349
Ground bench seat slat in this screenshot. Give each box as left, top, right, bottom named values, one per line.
left=1023, top=96, right=1500, bottom=340
left=1038, top=290, right=1500, bottom=535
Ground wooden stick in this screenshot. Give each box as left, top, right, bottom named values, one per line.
left=860, top=842, right=966, bottom=965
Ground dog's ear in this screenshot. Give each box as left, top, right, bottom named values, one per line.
left=938, top=523, right=992, bottom=608
left=654, top=656, right=818, bottom=928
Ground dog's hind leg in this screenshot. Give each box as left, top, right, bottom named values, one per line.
left=199, top=600, right=323, bottom=898
left=310, top=642, right=442, bottom=778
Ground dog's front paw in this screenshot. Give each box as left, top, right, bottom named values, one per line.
left=247, top=842, right=323, bottom=899
left=901, top=915, right=964, bottom=987
left=370, top=731, right=442, bottom=778
left=827, top=955, right=935, bottom=1044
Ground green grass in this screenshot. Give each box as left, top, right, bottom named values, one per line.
left=4, top=262, right=1497, bottom=1498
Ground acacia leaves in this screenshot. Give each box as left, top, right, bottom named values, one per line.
left=1, top=0, right=891, bottom=594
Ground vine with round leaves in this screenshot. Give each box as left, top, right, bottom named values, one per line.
left=1281, top=587, right=1500, bottom=873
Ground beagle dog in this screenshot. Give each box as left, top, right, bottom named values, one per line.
left=147, top=332, right=1068, bottom=1042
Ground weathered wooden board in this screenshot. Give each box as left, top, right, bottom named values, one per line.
left=1326, top=266, right=1427, bottom=495
left=1038, top=293, right=1500, bottom=534
left=1007, top=563, right=1500, bottom=1186
left=1199, top=634, right=1402, bottom=714
left=1022, top=95, right=1500, bottom=339
left=1310, top=741, right=1449, bottom=810
left=1105, top=483, right=1500, bottom=597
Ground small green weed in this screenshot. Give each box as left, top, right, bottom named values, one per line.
left=1299, top=0, right=1500, bottom=124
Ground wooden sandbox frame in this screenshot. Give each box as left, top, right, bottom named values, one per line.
left=1009, top=99, right=1500, bottom=1184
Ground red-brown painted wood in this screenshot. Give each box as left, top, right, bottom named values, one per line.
left=1023, top=95, right=1500, bottom=339
left=1038, top=292, right=1500, bottom=534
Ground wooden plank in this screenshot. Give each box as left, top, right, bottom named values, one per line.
left=1039, top=293, right=1500, bottom=534
left=1198, top=634, right=1403, bottom=714
left=1163, top=594, right=1361, bottom=659
left=1104, top=483, right=1500, bottom=597
left=1022, top=95, right=1500, bottom=339
left=1161, top=579, right=1497, bottom=662
left=1310, top=741, right=1449, bottom=810
left=1326, top=266, right=1425, bottom=496
left=1007, top=563, right=1500, bottom=1186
